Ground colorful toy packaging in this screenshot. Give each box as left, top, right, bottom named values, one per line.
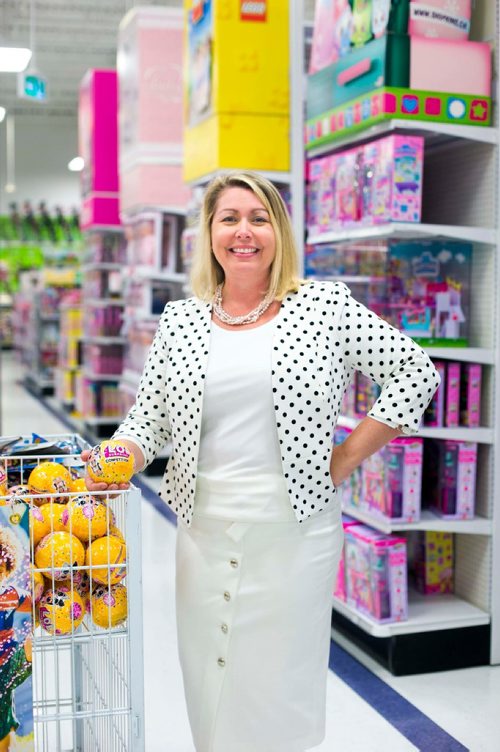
left=424, top=361, right=482, bottom=428
left=423, top=439, right=477, bottom=519
left=385, top=240, right=472, bottom=346
left=361, top=437, right=423, bottom=522
left=460, top=363, right=482, bottom=428
left=333, top=513, right=361, bottom=602
left=412, top=530, right=454, bottom=595
left=445, top=362, right=461, bottom=428
left=333, top=426, right=362, bottom=510
left=344, top=523, right=408, bottom=623
left=408, top=0, right=471, bottom=40
left=423, top=360, right=446, bottom=427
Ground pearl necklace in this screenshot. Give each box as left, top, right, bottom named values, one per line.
left=213, top=284, right=274, bottom=326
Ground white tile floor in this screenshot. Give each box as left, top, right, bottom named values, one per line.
left=2, top=350, right=500, bottom=751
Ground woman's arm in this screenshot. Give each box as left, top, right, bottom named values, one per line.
left=330, top=416, right=401, bottom=486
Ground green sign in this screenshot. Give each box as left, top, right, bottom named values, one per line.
left=18, top=70, right=47, bottom=102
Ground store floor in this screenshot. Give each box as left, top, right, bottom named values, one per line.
left=1, top=350, right=499, bottom=751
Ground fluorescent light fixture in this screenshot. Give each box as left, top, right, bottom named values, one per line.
left=0, top=107, right=5, bottom=123
left=68, top=156, right=84, bottom=172
left=4, top=183, right=16, bottom=193
left=0, top=47, right=32, bottom=73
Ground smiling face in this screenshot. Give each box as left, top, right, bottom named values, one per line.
left=210, top=187, right=276, bottom=286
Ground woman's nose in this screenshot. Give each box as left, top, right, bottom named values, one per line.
left=235, top=220, right=251, bottom=237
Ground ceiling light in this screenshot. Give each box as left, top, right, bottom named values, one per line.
left=68, top=156, right=84, bottom=172
left=5, top=183, right=16, bottom=193
left=0, top=47, right=32, bottom=73
left=0, top=107, right=5, bottom=123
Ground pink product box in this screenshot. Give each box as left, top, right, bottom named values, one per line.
left=423, top=360, right=446, bottom=427
left=425, top=440, right=478, bottom=519
left=307, top=156, right=336, bottom=234
left=361, top=438, right=423, bottom=523
left=412, top=531, right=454, bottom=595
left=344, top=524, right=408, bottom=623
left=84, top=344, right=124, bottom=375
left=333, top=514, right=362, bottom=602
left=362, top=134, right=424, bottom=224
left=460, top=363, right=482, bottom=428
left=410, top=37, right=491, bottom=97
left=335, top=148, right=361, bottom=225
left=333, top=425, right=362, bottom=511
left=445, top=362, right=461, bottom=428
left=119, top=163, right=191, bottom=216
left=409, top=0, right=471, bottom=40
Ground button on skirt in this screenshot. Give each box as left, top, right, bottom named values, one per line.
left=175, top=502, right=343, bottom=752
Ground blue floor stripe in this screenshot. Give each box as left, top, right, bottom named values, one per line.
left=27, top=384, right=470, bottom=752
left=329, top=640, right=469, bottom=752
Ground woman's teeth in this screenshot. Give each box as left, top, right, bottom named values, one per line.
left=230, top=247, right=258, bottom=254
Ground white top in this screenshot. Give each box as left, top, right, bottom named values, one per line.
left=196, top=319, right=295, bottom=521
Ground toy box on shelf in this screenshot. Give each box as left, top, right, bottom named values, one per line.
left=305, top=0, right=491, bottom=150
left=0, top=433, right=144, bottom=750
left=411, top=530, right=454, bottom=595
left=124, top=212, right=180, bottom=274
left=423, top=439, right=478, bottom=519
left=344, top=523, right=408, bottom=624
left=55, top=290, right=83, bottom=409
left=425, top=360, right=483, bottom=429
left=307, top=133, right=424, bottom=234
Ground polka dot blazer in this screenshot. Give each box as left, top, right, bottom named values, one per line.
left=114, top=281, right=441, bottom=526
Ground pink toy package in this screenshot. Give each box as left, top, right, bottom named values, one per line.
left=335, top=147, right=361, bottom=226
left=410, top=36, right=491, bottom=97
left=361, top=438, right=423, bottom=523
left=309, top=0, right=353, bottom=73
left=460, top=363, right=482, bottom=428
left=345, top=524, right=408, bottom=623
left=333, top=514, right=361, bottom=602
left=424, top=439, right=477, bottom=519
left=408, top=0, right=471, bottom=40
left=423, top=360, right=446, bottom=427
left=445, top=362, right=461, bottom=428
left=363, top=135, right=424, bottom=225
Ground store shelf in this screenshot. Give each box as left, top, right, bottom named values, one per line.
left=81, top=263, right=123, bottom=272
left=82, top=370, right=121, bottom=381
left=307, top=223, right=496, bottom=247
left=307, top=119, right=498, bottom=159
left=337, top=415, right=494, bottom=444
left=81, top=336, right=126, bottom=345
left=332, top=589, right=490, bottom=638
left=424, top=347, right=495, bottom=365
left=340, top=506, right=492, bottom=535
left=84, top=298, right=125, bottom=307
left=131, top=269, right=187, bottom=283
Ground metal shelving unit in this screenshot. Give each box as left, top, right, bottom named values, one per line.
left=300, top=0, right=500, bottom=673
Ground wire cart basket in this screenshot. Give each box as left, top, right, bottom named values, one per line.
left=0, top=433, right=145, bottom=751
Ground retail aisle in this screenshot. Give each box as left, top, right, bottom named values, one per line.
left=2, top=350, right=500, bottom=751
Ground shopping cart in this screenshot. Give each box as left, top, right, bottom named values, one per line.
left=0, top=434, right=145, bottom=751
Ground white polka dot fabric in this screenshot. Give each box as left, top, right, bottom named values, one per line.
left=114, top=281, right=441, bottom=526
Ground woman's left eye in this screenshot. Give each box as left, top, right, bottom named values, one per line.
left=252, top=216, right=267, bottom=224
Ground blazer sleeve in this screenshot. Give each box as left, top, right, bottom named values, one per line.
left=113, top=308, right=172, bottom=467
left=337, top=283, right=441, bottom=435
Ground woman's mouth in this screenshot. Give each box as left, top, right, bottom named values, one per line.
left=228, top=247, right=260, bottom=255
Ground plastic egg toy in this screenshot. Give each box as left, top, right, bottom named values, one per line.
left=28, top=462, right=73, bottom=502
left=0, top=463, right=8, bottom=497
left=70, top=477, right=88, bottom=494
left=86, top=535, right=127, bottom=585
left=35, top=531, right=85, bottom=581
left=90, top=583, right=128, bottom=628
left=108, top=524, right=125, bottom=542
left=7, top=485, right=31, bottom=501
left=31, top=502, right=67, bottom=548
left=61, top=496, right=110, bottom=542
left=31, top=566, right=45, bottom=604
left=87, top=440, right=135, bottom=485
left=39, top=586, right=85, bottom=635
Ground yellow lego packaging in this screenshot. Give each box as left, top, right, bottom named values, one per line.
left=183, top=0, right=290, bottom=181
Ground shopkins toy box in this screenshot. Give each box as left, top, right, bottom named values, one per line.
left=413, top=530, right=454, bottom=595
left=384, top=240, right=472, bottom=346
left=345, top=524, right=408, bottom=623
left=362, top=134, right=424, bottom=224
left=361, top=437, right=423, bottom=522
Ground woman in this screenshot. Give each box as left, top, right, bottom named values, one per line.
left=84, top=171, right=440, bottom=752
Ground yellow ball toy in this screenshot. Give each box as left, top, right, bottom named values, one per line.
left=70, top=478, right=88, bottom=494
left=108, top=524, right=125, bottom=542
left=87, top=440, right=135, bottom=485
left=90, top=583, right=128, bottom=628
left=39, top=586, right=85, bottom=635
left=0, top=463, right=8, bottom=498
left=35, top=531, right=85, bottom=581
left=61, top=496, right=110, bottom=542
left=59, top=569, right=91, bottom=612
left=28, top=462, right=73, bottom=502
left=86, top=534, right=127, bottom=586
left=30, top=502, right=67, bottom=548
left=31, top=566, right=45, bottom=604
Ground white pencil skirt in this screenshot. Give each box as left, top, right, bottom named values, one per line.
left=175, top=498, right=343, bottom=752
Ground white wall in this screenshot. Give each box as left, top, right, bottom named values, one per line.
left=0, top=115, right=81, bottom=215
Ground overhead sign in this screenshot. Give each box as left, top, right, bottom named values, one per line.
left=17, top=69, right=47, bottom=102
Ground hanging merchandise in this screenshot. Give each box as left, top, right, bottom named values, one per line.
left=305, top=0, right=491, bottom=149
left=183, top=0, right=290, bottom=181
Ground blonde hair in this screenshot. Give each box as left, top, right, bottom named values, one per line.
left=189, top=171, right=303, bottom=301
